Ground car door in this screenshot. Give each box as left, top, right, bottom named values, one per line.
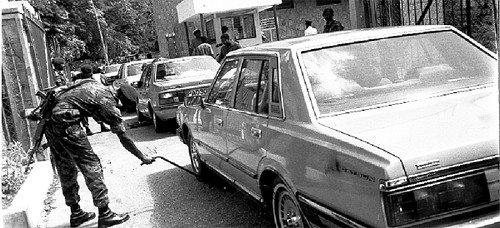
left=221, top=56, right=275, bottom=197
left=136, top=64, right=153, bottom=116
left=196, top=58, right=241, bottom=168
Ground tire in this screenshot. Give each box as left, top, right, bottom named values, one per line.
left=136, top=101, right=146, bottom=122
left=272, top=179, right=306, bottom=228
left=188, top=132, right=207, bottom=181
left=151, top=110, right=165, bottom=133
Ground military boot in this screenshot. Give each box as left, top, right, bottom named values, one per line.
left=97, top=209, right=130, bottom=228
left=70, top=209, right=96, bottom=227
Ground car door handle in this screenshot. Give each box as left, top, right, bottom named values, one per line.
left=215, top=118, right=223, bottom=127
left=250, top=127, right=261, bottom=138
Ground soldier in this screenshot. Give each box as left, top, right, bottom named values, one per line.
left=73, top=65, right=111, bottom=135
left=44, top=78, right=155, bottom=228
left=322, top=8, right=344, bottom=33
left=52, top=57, right=68, bottom=87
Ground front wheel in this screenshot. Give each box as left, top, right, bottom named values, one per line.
left=272, top=179, right=306, bottom=228
left=188, top=132, right=207, bottom=181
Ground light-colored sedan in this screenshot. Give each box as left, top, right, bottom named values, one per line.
left=99, top=63, right=121, bottom=85
left=176, top=25, right=499, bottom=227
left=134, top=56, right=219, bottom=132
left=112, top=59, right=153, bottom=89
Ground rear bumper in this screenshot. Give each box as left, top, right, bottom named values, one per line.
left=154, top=106, right=179, bottom=121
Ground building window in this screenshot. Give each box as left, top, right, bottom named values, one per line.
left=317, top=0, right=341, bottom=6
left=205, top=20, right=216, bottom=44
left=221, top=14, right=256, bottom=40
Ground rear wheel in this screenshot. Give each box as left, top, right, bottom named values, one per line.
left=149, top=106, right=165, bottom=133
left=272, top=179, right=305, bottom=228
left=136, top=101, right=146, bottom=122
left=188, top=132, right=207, bottom=181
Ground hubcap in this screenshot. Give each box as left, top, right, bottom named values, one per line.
left=279, top=191, right=302, bottom=228
left=190, top=140, right=200, bottom=173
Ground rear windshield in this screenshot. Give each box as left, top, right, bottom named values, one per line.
left=155, top=57, right=219, bottom=81
left=127, top=62, right=147, bottom=76
left=301, top=31, right=497, bottom=115
left=104, top=65, right=120, bottom=73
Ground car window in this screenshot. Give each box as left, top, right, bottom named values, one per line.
left=104, top=65, right=120, bottom=73
left=127, top=63, right=145, bottom=76
left=301, top=31, right=497, bottom=115
left=155, top=57, right=220, bottom=81
left=141, top=65, right=153, bottom=87
left=234, top=59, right=269, bottom=114
left=206, top=59, right=240, bottom=107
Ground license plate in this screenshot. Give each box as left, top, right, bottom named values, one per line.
left=187, top=88, right=208, bottom=97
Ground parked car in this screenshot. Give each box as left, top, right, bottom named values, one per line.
left=176, top=25, right=499, bottom=228
left=112, top=59, right=153, bottom=89
left=134, top=56, right=219, bottom=132
left=99, top=63, right=121, bottom=85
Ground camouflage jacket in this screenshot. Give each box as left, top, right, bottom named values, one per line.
left=50, top=79, right=125, bottom=134
left=323, top=19, right=344, bottom=33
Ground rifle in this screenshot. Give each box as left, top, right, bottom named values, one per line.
left=22, top=80, right=96, bottom=173
left=22, top=87, right=58, bottom=173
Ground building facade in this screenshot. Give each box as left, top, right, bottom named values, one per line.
left=152, top=0, right=498, bottom=58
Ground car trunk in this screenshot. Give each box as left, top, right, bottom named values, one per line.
left=317, top=86, right=498, bottom=175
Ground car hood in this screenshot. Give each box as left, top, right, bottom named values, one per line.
left=152, top=74, right=214, bottom=90
left=317, top=86, right=499, bottom=175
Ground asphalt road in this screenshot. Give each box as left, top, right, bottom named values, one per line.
left=41, top=112, right=274, bottom=228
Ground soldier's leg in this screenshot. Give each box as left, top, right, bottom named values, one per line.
left=69, top=129, right=130, bottom=227
left=81, top=117, right=93, bottom=136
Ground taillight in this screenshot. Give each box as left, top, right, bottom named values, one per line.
left=384, top=173, right=490, bottom=227
left=159, top=92, right=184, bottom=105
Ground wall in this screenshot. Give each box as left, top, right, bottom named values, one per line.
left=259, top=0, right=351, bottom=40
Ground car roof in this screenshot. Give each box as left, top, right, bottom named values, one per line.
left=228, top=25, right=456, bottom=55
left=152, top=55, right=215, bottom=65
left=123, top=59, right=154, bottom=66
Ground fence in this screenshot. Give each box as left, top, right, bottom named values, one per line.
left=364, top=0, right=498, bottom=52
left=2, top=2, right=53, bottom=151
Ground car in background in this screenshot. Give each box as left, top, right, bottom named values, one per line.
left=112, top=59, right=153, bottom=89
left=176, top=25, right=499, bottom=228
left=134, top=56, right=219, bottom=132
left=99, top=63, right=121, bottom=85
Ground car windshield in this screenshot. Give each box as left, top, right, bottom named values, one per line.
left=103, top=65, right=120, bottom=73
left=127, top=63, right=146, bottom=76
left=155, top=57, right=219, bottom=81
left=301, top=31, right=497, bottom=115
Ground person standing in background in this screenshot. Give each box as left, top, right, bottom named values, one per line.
left=322, top=8, right=344, bottom=33
left=189, top=29, right=205, bottom=55
left=216, top=34, right=241, bottom=63
left=304, top=20, right=318, bottom=36
left=52, top=57, right=68, bottom=87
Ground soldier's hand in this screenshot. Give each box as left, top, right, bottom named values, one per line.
left=140, top=155, right=156, bottom=165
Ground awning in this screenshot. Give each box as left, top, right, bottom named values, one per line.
left=176, top=0, right=282, bottom=23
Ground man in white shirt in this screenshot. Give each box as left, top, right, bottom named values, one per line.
left=304, top=20, right=318, bottom=36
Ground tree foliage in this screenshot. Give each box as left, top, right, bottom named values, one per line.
left=21, top=0, right=157, bottom=64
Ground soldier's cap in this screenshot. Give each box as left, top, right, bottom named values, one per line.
left=81, top=64, right=93, bottom=74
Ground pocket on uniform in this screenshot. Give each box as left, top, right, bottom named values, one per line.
left=65, top=124, right=86, bottom=139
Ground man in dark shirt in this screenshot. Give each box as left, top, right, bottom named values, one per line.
left=322, top=8, right=344, bottom=33
left=45, top=78, right=155, bottom=228
left=216, top=33, right=241, bottom=63
left=189, top=29, right=205, bottom=56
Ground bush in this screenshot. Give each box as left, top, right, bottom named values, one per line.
left=2, top=141, right=32, bottom=209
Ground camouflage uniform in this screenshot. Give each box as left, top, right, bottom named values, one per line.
left=323, top=19, right=344, bottom=33
left=45, top=79, right=125, bottom=208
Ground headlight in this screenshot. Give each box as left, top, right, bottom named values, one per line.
left=383, top=173, right=490, bottom=227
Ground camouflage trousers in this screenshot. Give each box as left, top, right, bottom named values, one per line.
left=45, top=122, right=109, bottom=208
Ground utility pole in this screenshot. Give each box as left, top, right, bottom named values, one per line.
left=89, top=0, right=109, bottom=65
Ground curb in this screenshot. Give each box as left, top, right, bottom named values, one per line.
left=2, top=161, right=54, bottom=228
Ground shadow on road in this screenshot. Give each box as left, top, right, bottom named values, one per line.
left=146, top=167, right=274, bottom=228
